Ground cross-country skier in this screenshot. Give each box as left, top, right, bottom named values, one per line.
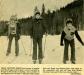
left=5, top=15, right=21, bottom=56
left=60, top=18, right=84, bottom=64
left=30, top=11, right=47, bottom=64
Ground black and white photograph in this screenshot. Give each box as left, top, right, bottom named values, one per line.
left=0, top=0, right=84, bottom=65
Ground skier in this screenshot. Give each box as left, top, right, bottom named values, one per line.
left=60, top=18, right=84, bottom=64
left=30, top=11, right=47, bottom=64
left=5, top=15, right=21, bottom=56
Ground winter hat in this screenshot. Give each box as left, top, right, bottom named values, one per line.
left=35, top=11, right=40, bottom=15
left=10, top=14, right=17, bottom=21
left=66, top=18, right=73, bottom=24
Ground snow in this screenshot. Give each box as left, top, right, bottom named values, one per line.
left=0, top=31, right=84, bottom=64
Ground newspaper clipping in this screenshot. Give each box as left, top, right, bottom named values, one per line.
left=0, top=0, right=84, bottom=75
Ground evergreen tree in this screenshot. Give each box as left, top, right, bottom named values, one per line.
left=82, top=0, right=84, bottom=29
left=34, top=6, right=39, bottom=15
left=41, top=4, right=45, bottom=17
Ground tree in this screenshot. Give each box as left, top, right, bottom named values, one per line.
left=34, top=6, right=39, bottom=15
left=41, top=4, right=45, bottom=17
left=82, top=0, right=84, bottom=29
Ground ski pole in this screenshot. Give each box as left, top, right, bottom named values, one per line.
left=20, top=37, right=28, bottom=55
left=29, top=37, right=33, bottom=56
left=43, top=35, right=47, bottom=57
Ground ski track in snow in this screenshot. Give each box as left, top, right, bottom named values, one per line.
left=0, top=31, right=84, bottom=64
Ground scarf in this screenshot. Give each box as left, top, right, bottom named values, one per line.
left=64, top=25, right=76, bottom=41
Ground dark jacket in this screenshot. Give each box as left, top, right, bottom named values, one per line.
left=30, top=18, right=47, bottom=38
left=60, top=30, right=84, bottom=45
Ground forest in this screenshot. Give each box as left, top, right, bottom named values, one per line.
left=0, top=0, right=83, bottom=35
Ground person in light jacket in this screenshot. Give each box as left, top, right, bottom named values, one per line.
left=5, top=15, right=21, bottom=56
left=60, top=19, right=84, bottom=64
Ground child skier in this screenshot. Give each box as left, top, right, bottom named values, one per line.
left=5, top=15, right=21, bottom=56
left=60, top=19, right=84, bottom=64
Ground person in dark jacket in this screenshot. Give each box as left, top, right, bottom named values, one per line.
left=5, top=15, right=21, bottom=56
left=60, top=19, right=84, bottom=64
left=30, top=11, right=47, bottom=64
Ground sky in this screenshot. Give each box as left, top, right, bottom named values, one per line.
left=0, top=0, right=74, bottom=20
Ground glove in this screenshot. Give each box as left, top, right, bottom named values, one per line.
left=60, top=43, right=64, bottom=46
left=16, top=34, right=20, bottom=40
left=82, top=42, right=84, bottom=46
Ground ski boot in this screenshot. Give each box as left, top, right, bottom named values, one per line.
left=33, top=60, right=36, bottom=64
left=6, top=52, right=10, bottom=56
left=39, top=59, right=42, bottom=64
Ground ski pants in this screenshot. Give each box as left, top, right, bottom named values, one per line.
left=7, top=34, right=19, bottom=55
left=32, top=37, right=43, bottom=60
left=63, top=39, right=75, bottom=61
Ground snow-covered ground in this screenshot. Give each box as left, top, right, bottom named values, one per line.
left=0, top=31, right=84, bottom=64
